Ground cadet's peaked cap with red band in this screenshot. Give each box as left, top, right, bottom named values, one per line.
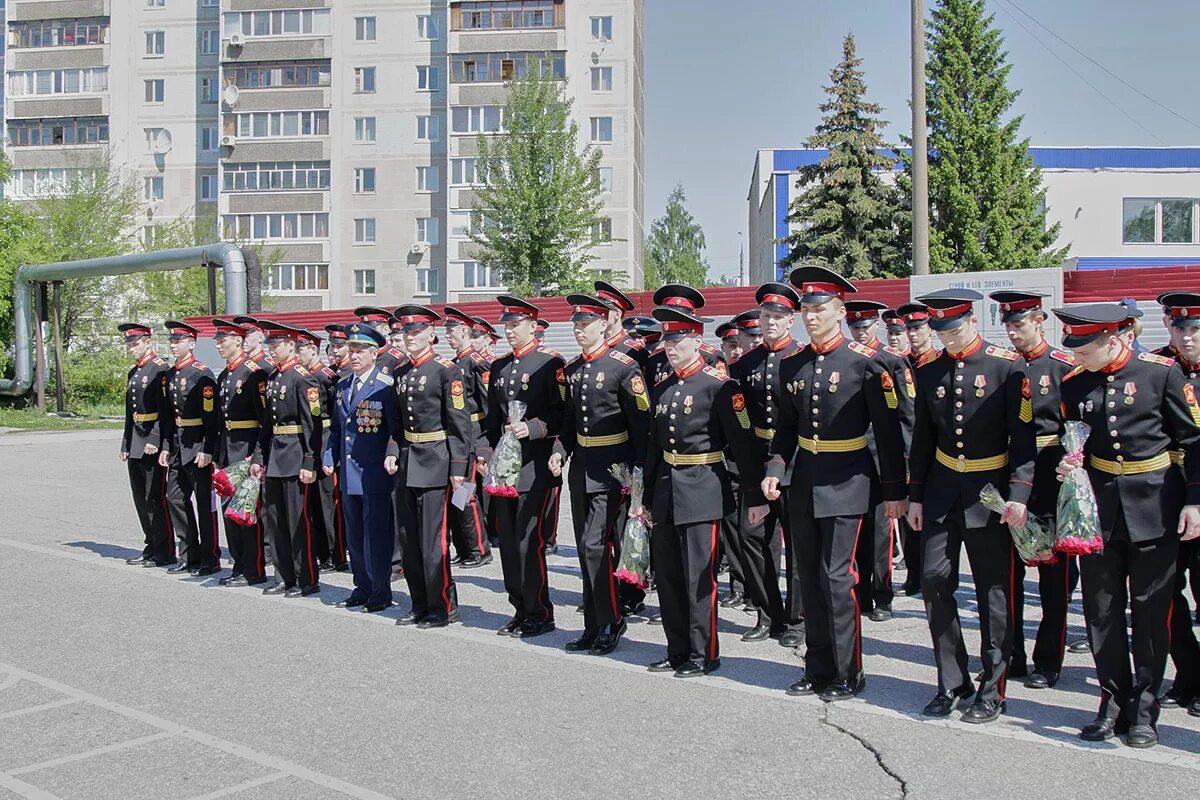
left=594, top=280, right=635, bottom=313
left=118, top=322, right=153, bottom=340
left=296, top=328, right=322, bottom=347
left=471, top=317, right=498, bottom=338
left=354, top=306, right=392, bottom=324
left=716, top=321, right=738, bottom=341
left=989, top=290, right=1048, bottom=323
left=896, top=302, right=932, bottom=329
left=496, top=295, right=542, bottom=322
left=324, top=324, right=348, bottom=341
left=882, top=310, right=905, bottom=332
left=393, top=304, right=440, bottom=331
left=536, top=318, right=551, bottom=331
left=1158, top=292, right=1200, bottom=329
left=231, top=315, right=263, bottom=334
left=652, top=284, right=706, bottom=312
left=443, top=305, right=476, bottom=330
left=261, top=321, right=306, bottom=342
left=566, top=293, right=616, bottom=322
left=844, top=300, right=888, bottom=329
left=732, top=309, right=763, bottom=335
left=1053, top=304, right=1128, bottom=348
left=788, top=265, right=857, bottom=303
left=652, top=306, right=712, bottom=340
left=755, top=282, right=800, bottom=313
left=210, top=318, right=247, bottom=338
left=915, top=288, right=983, bottom=332
left=164, top=320, right=200, bottom=339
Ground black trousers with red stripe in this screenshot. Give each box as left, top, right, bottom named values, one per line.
left=126, top=454, right=172, bottom=563
left=494, top=488, right=554, bottom=626
left=224, top=501, right=266, bottom=584
left=855, top=501, right=896, bottom=612
left=651, top=510, right=721, bottom=668
left=921, top=510, right=1014, bottom=703
left=738, top=496, right=787, bottom=630
left=789, top=493, right=864, bottom=684
left=1012, top=553, right=1071, bottom=674
left=263, top=476, right=318, bottom=590
left=397, top=484, right=458, bottom=622
left=543, top=486, right=562, bottom=548
left=449, top=473, right=491, bottom=561
left=164, top=457, right=219, bottom=570
left=570, top=487, right=625, bottom=635
left=308, top=469, right=347, bottom=567
left=720, top=475, right=746, bottom=596
left=1167, top=540, right=1200, bottom=699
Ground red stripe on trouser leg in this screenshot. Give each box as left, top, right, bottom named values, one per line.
left=534, top=490, right=552, bottom=617
left=848, top=516, right=864, bottom=675
left=210, top=469, right=220, bottom=560
left=470, top=494, right=486, bottom=553
left=885, top=517, right=896, bottom=586
left=709, top=521, right=719, bottom=662
left=606, top=504, right=619, bottom=620
left=302, top=482, right=316, bottom=584
left=256, top=494, right=264, bottom=576
left=161, top=468, right=176, bottom=561
left=441, top=488, right=452, bottom=614
left=1001, top=544, right=1015, bottom=700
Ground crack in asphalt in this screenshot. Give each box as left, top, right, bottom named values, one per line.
left=820, top=705, right=909, bottom=799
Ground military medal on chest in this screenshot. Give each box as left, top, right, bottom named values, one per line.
left=1039, top=374, right=1051, bottom=396
left=974, top=374, right=987, bottom=397
left=829, top=371, right=840, bottom=393
left=684, top=395, right=693, bottom=414
left=595, top=371, right=605, bottom=389
left=521, top=372, right=530, bottom=390
left=1124, top=381, right=1137, bottom=405
left=936, top=385, right=946, bottom=399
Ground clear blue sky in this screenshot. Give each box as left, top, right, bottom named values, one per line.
left=643, top=0, right=1200, bottom=281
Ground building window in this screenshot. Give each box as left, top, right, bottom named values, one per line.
left=6, top=168, right=81, bottom=198
left=146, top=0, right=165, bottom=7
left=221, top=212, right=330, bottom=240
left=354, top=116, right=376, bottom=143
left=591, top=16, right=613, bottom=42
left=222, top=9, right=331, bottom=38
left=202, top=0, right=219, bottom=7
left=145, top=31, right=164, bottom=56
left=227, top=61, right=331, bottom=89
left=354, top=16, right=376, bottom=41
left=354, top=67, right=376, bottom=93
left=200, top=174, right=217, bottom=201
left=416, top=65, right=440, bottom=91
left=201, top=126, right=219, bottom=152
left=9, top=19, right=110, bottom=49
left=416, top=166, right=439, bottom=193
left=450, top=51, right=565, bottom=83
left=7, top=68, right=108, bottom=97
left=416, top=115, right=440, bottom=142
left=415, top=269, right=438, bottom=295
left=144, top=79, right=165, bottom=103
left=269, top=263, right=329, bottom=292
left=455, top=1, right=559, bottom=31
left=591, top=218, right=612, bottom=243
left=1123, top=198, right=1200, bottom=244
left=416, top=217, right=439, bottom=245
left=354, top=269, right=377, bottom=296
left=354, top=167, right=376, bottom=194
left=200, top=77, right=218, bottom=103
left=232, top=110, right=330, bottom=138
left=461, top=260, right=503, bottom=289
left=417, top=14, right=439, bottom=40
left=450, top=158, right=477, bottom=186
left=354, top=217, right=377, bottom=244
left=590, top=117, right=613, bottom=143
left=200, top=29, right=220, bottom=55
left=590, top=66, right=612, bottom=92
left=7, top=117, right=109, bottom=147
left=597, top=167, right=613, bottom=193
left=451, top=106, right=504, bottom=134
left=222, top=160, right=331, bottom=191
left=144, top=176, right=164, bottom=201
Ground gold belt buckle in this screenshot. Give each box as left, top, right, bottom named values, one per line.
left=955, top=457, right=967, bottom=473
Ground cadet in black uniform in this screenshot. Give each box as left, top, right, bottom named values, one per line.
left=210, top=319, right=269, bottom=586
left=844, top=299, right=916, bottom=623
left=119, top=323, right=173, bottom=567
left=644, top=285, right=728, bottom=386
left=716, top=319, right=748, bottom=608
left=730, top=283, right=803, bottom=644
left=906, top=289, right=1035, bottom=724
left=883, top=311, right=910, bottom=356
left=256, top=322, right=323, bottom=597
left=325, top=324, right=352, bottom=379
left=551, top=293, right=652, bottom=655
left=444, top=306, right=493, bottom=568
left=355, top=306, right=408, bottom=377
left=595, top=279, right=651, bottom=373
left=1054, top=303, right=1200, bottom=748
left=642, top=303, right=764, bottom=677
left=534, top=319, right=565, bottom=557
left=471, top=316, right=500, bottom=547
left=989, top=291, right=1075, bottom=689
left=232, top=316, right=272, bottom=369
left=764, top=268, right=906, bottom=701
left=896, top=302, right=939, bottom=595
left=158, top=321, right=221, bottom=576
left=298, top=330, right=347, bottom=573
left=486, top=297, right=567, bottom=638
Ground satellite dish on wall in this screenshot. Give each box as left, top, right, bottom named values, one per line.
left=151, top=128, right=173, bottom=154
left=223, top=84, right=240, bottom=108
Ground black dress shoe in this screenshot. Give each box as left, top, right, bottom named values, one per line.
left=262, top=583, right=289, bottom=595
left=741, top=623, right=772, bottom=642
left=125, top=554, right=153, bottom=565
left=460, top=553, right=494, bottom=568
left=1125, top=724, right=1158, bottom=749
left=416, top=610, right=458, bottom=629
left=283, top=587, right=304, bottom=598
left=1189, top=698, right=1200, bottom=717
left=674, top=659, right=717, bottom=678
left=222, top=576, right=251, bottom=588
left=820, top=678, right=865, bottom=702
left=589, top=619, right=627, bottom=655
left=621, top=601, right=646, bottom=616
left=785, top=673, right=827, bottom=697
left=299, top=584, right=320, bottom=597
left=719, top=591, right=745, bottom=608
left=1067, top=638, right=1090, bottom=654
left=1160, top=685, right=1193, bottom=708
left=317, top=559, right=333, bottom=572
left=365, top=602, right=391, bottom=613
left=648, top=657, right=677, bottom=673
left=166, top=562, right=192, bottom=574
left=868, top=606, right=893, bottom=622
left=337, top=596, right=369, bottom=609
left=922, top=684, right=975, bottom=717
left=1008, top=662, right=1029, bottom=680
left=962, top=699, right=1005, bottom=724
left=518, top=620, right=556, bottom=638
left=333, top=562, right=352, bottom=573
left=779, top=627, right=805, bottom=648
left=195, top=565, right=221, bottom=577
left=1024, top=670, right=1059, bottom=689
left=896, top=583, right=922, bottom=597
left=498, top=618, right=523, bottom=636
left=566, top=634, right=597, bottom=652
left=1079, top=716, right=1120, bottom=742
left=147, top=559, right=173, bottom=568
left=396, top=612, right=421, bottom=626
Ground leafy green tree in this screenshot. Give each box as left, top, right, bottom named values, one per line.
left=644, top=184, right=711, bottom=288
left=902, top=0, right=1067, bottom=273
left=781, top=34, right=908, bottom=279
left=469, top=62, right=606, bottom=295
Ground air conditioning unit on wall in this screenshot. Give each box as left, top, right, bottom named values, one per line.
left=229, top=33, right=244, bottom=48
left=220, top=134, right=236, bottom=147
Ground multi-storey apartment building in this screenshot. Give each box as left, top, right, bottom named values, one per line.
left=4, top=0, right=220, bottom=237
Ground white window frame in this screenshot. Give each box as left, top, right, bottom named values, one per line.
left=461, top=260, right=503, bottom=290
left=268, top=263, right=329, bottom=292
left=354, top=217, right=377, bottom=244
left=417, top=15, right=439, bottom=41
left=200, top=126, right=218, bottom=152
left=354, top=16, right=376, bottom=41
left=354, top=116, right=377, bottom=143
left=450, top=158, right=478, bottom=187
left=592, top=217, right=612, bottom=243
left=590, top=116, right=613, bottom=143
left=416, top=217, right=439, bottom=246
left=597, top=167, right=613, bottom=193
left=200, top=76, right=218, bottom=103
left=416, top=115, right=440, bottom=142
left=145, top=30, right=164, bottom=56
left=146, top=0, right=165, bottom=8
left=416, top=65, right=440, bottom=92
left=416, top=165, right=439, bottom=193
left=354, top=269, right=377, bottom=296
left=414, top=268, right=438, bottom=295
left=353, top=167, right=376, bottom=194
left=200, top=29, right=220, bottom=55
left=590, top=66, right=613, bottom=92
left=354, top=66, right=376, bottom=93
left=144, top=78, right=165, bottom=103
left=590, top=16, right=612, bottom=42
left=200, top=174, right=218, bottom=202
left=144, top=176, right=164, bottom=201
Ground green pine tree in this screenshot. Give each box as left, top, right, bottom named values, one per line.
left=644, top=184, right=710, bottom=288
left=781, top=34, right=908, bottom=279
left=905, top=0, right=1067, bottom=273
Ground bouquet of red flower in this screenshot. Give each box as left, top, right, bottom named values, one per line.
left=1055, top=420, right=1104, bottom=556
left=980, top=483, right=1057, bottom=565
left=212, top=459, right=248, bottom=498
left=223, top=461, right=261, bottom=526
left=612, top=464, right=651, bottom=589
left=485, top=400, right=525, bottom=498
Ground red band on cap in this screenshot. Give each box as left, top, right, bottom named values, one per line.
left=849, top=309, right=879, bottom=321
left=360, top=313, right=389, bottom=323
left=503, top=306, right=539, bottom=319
left=326, top=330, right=347, bottom=340
left=400, top=315, right=435, bottom=325
left=213, top=324, right=243, bottom=336
left=799, top=282, right=845, bottom=299
left=574, top=304, right=607, bottom=315
left=929, top=302, right=973, bottom=319
left=902, top=311, right=930, bottom=323
left=596, top=289, right=629, bottom=310
left=1170, top=307, right=1200, bottom=319
left=660, top=320, right=703, bottom=334
left=737, top=318, right=760, bottom=329
left=168, top=327, right=195, bottom=337
left=1064, top=322, right=1120, bottom=337
left=1000, top=298, right=1042, bottom=313
left=760, top=293, right=795, bottom=309
left=720, top=329, right=738, bottom=340
left=662, top=296, right=697, bottom=310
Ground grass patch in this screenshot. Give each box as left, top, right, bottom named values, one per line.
left=0, top=404, right=123, bottom=431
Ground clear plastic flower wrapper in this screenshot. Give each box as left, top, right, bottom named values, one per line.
left=485, top=400, right=525, bottom=498
left=1055, top=420, right=1104, bottom=556
left=979, top=483, right=1057, bottom=565
left=223, top=461, right=261, bottom=526
left=611, top=464, right=651, bottom=589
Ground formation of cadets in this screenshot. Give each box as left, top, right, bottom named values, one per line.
left=118, top=267, right=1200, bottom=748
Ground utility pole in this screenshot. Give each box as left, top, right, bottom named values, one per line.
left=738, top=231, right=746, bottom=286
left=912, top=0, right=930, bottom=276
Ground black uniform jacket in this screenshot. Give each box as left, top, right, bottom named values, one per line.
left=394, top=349, right=472, bottom=489
left=161, top=354, right=219, bottom=463
left=485, top=339, right=566, bottom=492
left=1020, top=340, right=1075, bottom=518
left=259, top=357, right=322, bottom=478
left=730, top=335, right=802, bottom=490
left=216, top=354, right=268, bottom=466
left=453, top=346, right=491, bottom=460
left=122, top=351, right=170, bottom=456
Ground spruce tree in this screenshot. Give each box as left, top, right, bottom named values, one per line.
left=781, top=34, right=908, bottom=279
left=911, top=0, right=1067, bottom=273
left=644, top=185, right=710, bottom=288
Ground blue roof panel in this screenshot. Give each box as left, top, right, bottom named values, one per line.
left=771, top=147, right=1200, bottom=173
